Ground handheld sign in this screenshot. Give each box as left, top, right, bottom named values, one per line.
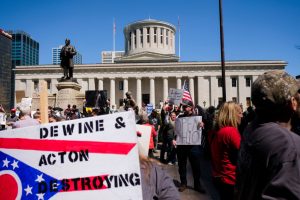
left=175, top=116, right=202, bottom=145
left=168, top=88, right=183, bottom=105
left=136, top=125, right=151, bottom=157
left=146, top=104, right=153, bottom=115
left=0, top=112, right=142, bottom=199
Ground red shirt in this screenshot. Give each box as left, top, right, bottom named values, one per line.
left=209, top=126, right=241, bottom=185
left=144, top=123, right=157, bottom=150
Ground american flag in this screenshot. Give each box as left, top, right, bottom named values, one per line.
left=182, top=80, right=193, bottom=102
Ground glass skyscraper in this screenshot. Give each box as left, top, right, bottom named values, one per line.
left=0, top=29, right=12, bottom=110
left=52, top=45, right=82, bottom=64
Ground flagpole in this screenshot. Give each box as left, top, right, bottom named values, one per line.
left=113, top=18, right=116, bottom=63
left=178, top=16, right=181, bottom=61
left=219, top=0, right=226, bottom=102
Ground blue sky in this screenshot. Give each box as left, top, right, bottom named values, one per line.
left=1, top=0, right=299, bottom=76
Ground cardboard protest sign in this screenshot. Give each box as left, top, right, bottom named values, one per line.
left=168, top=88, right=183, bottom=105
left=146, top=104, right=154, bottom=115
left=175, top=116, right=202, bottom=145
left=0, top=112, right=142, bottom=199
left=136, top=125, right=151, bottom=157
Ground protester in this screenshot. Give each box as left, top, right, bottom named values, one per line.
left=148, top=110, right=161, bottom=152
left=140, top=155, right=180, bottom=200
left=0, top=105, right=6, bottom=130
left=6, top=108, right=18, bottom=126
left=175, top=100, right=206, bottom=193
left=124, top=91, right=137, bottom=111
left=12, top=107, right=39, bottom=128
left=236, top=70, right=300, bottom=199
left=209, top=101, right=242, bottom=200
left=137, top=114, right=157, bottom=158
left=160, top=112, right=177, bottom=165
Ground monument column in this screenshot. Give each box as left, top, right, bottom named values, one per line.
left=163, top=77, right=168, bottom=101
left=110, top=78, right=116, bottom=107
left=123, top=78, right=129, bottom=98
left=150, top=77, right=155, bottom=108
left=98, top=78, right=103, bottom=90
left=136, top=78, right=142, bottom=108
left=189, top=77, right=195, bottom=102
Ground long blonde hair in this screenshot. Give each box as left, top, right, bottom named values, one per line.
left=216, top=101, right=241, bottom=130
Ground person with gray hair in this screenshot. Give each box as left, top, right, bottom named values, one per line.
left=12, top=107, right=40, bottom=128
left=236, top=70, right=300, bottom=200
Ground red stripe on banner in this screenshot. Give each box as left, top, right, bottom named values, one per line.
left=0, top=138, right=136, bottom=155
left=59, top=174, right=109, bottom=192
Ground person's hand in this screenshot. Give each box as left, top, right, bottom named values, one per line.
left=197, top=121, right=204, bottom=129
left=172, top=139, right=177, bottom=148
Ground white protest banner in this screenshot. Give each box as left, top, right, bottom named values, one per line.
left=20, top=98, right=32, bottom=108
left=0, top=112, right=142, bottom=200
left=136, top=125, right=151, bottom=157
left=175, top=116, right=202, bottom=145
left=0, top=113, right=6, bottom=125
left=168, top=88, right=183, bottom=105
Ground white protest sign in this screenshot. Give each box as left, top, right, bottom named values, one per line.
left=20, top=97, right=32, bottom=108
left=0, top=113, right=6, bottom=125
left=168, top=88, right=183, bottom=105
left=0, top=112, right=142, bottom=200
left=175, top=116, right=202, bottom=145
left=136, top=125, right=151, bottom=157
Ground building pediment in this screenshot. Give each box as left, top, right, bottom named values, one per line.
left=114, top=51, right=179, bottom=63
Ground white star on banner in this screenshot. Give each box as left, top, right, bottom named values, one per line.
left=36, top=193, right=45, bottom=200
left=35, top=174, right=45, bottom=183
left=11, top=160, right=19, bottom=170
left=24, top=185, right=33, bottom=196
left=2, top=158, right=10, bottom=168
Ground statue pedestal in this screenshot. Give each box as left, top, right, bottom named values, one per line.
left=56, top=81, right=83, bottom=109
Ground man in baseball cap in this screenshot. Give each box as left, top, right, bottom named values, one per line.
left=236, top=70, right=300, bottom=199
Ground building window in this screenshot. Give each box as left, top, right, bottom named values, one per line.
left=34, top=80, right=39, bottom=92
left=246, top=77, right=251, bottom=87
left=166, top=30, right=169, bottom=45
left=119, top=81, right=124, bottom=91
left=154, top=28, right=157, bottom=43
left=134, top=30, right=137, bottom=48
left=232, top=97, right=237, bottom=102
left=147, top=27, right=150, bottom=43
left=160, top=28, right=164, bottom=44
left=140, top=28, right=143, bottom=46
left=218, top=77, right=222, bottom=87
left=246, top=97, right=251, bottom=107
left=232, top=77, right=237, bottom=87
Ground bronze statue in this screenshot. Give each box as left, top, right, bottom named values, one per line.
left=60, top=39, right=77, bottom=80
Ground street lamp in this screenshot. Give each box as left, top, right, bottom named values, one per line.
left=219, top=0, right=226, bottom=102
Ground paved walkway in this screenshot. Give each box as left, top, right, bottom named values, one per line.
left=154, top=149, right=219, bottom=200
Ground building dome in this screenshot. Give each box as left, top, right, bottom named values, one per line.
left=116, top=19, right=178, bottom=63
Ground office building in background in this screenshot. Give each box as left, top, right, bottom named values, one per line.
left=101, top=51, right=124, bottom=63
left=52, top=45, right=82, bottom=65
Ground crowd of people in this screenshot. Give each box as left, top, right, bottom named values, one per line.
left=0, top=70, right=299, bottom=199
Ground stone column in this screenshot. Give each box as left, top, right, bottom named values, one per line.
left=189, top=77, right=195, bottom=102
left=123, top=78, right=129, bottom=98
left=98, top=78, right=103, bottom=90
left=197, top=76, right=204, bottom=106
left=238, top=75, right=246, bottom=105
left=88, top=78, right=95, bottom=90
left=226, top=76, right=231, bottom=101
left=150, top=27, right=154, bottom=47
left=110, top=78, right=115, bottom=107
left=163, top=77, right=168, bottom=101
left=136, top=78, right=142, bottom=108
left=25, top=79, right=33, bottom=97
left=51, top=78, right=58, bottom=94
left=210, top=76, right=216, bottom=106
left=143, top=27, right=147, bottom=48
left=162, top=28, right=166, bottom=47
left=131, top=31, right=135, bottom=50
left=176, top=77, right=182, bottom=89
left=150, top=77, right=155, bottom=107
left=136, top=29, right=141, bottom=49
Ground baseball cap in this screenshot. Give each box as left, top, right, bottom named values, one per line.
left=11, top=108, right=16, bottom=112
left=182, top=100, right=193, bottom=107
left=252, top=70, right=299, bottom=108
